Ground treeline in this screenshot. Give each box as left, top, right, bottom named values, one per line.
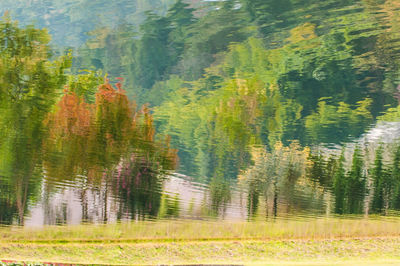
left=309, top=144, right=400, bottom=215
left=0, top=0, right=179, bottom=47
left=72, top=0, right=400, bottom=181
left=308, top=143, right=400, bottom=215
left=74, top=0, right=248, bottom=96
left=1, top=0, right=397, bottom=185
left=240, top=141, right=400, bottom=217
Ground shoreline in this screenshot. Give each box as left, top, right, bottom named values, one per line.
left=1, top=219, right=400, bottom=265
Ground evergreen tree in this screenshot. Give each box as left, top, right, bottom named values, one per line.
left=133, top=12, right=172, bottom=89
left=307, top=152, right=326, bottom=187
left=391, top=144, right=400, bottom=210
left=166, top=0, right=197, bottom=69
left=325, top=155, right=338, bottom=189
left=132, top=1, right=197, bottom=89
left=333, top=151, right=346, bottom=214
left=371, top=146, right=385, bottom=213
left=308, top=152, right=337, bottom=190
left=346, top=147, right=366, bottom=214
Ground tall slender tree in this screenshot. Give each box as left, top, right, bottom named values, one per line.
left=346, top=147, right=366, bottom=214
left=333, top=151, right=346, bottom=214
left=371, top=146, right=387, bottom=214
left=391, top=144, right=400, bottom=210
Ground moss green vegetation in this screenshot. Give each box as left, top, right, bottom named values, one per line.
left=1, top=218, right=400, bottom=265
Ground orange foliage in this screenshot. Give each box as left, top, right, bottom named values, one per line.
left=44, top=80, right=178, bottom=181
left=48, top=91, right=92, bottom=137
left=139, top=104, right=155, bottom=142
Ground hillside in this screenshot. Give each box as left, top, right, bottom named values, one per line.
left=0, top=0, right=177, bottom=47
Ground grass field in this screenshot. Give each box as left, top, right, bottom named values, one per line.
left=1, top=217, right=400, bottom=265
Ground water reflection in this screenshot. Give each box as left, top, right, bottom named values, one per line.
left=2, top=0, right=400, bottom=226
left=0, top=74, right=177, bottom=225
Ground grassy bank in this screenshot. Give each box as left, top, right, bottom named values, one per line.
left=1, top=218, right=400, bottom=265
left=2, top=238, right=400, bottom=265
left=2, top=217, right=400, bottom=243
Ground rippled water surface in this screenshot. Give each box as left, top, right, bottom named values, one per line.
left=1, top=0, right=400, bottom=226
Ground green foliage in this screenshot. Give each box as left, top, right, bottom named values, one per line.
left=132, top=13, right=171, bottom=89
left=333, top=152, right=346, bottom=214
left=300, top=142, right=400, bottom=215
left=2, top=0, right=400, bottom=220
left=66, top=70, right=104, bottom=103
left=72, top=0, right=199, bottom=98
left=346, top=147, right=366, bottom=214
left=305, top=99, right=373, bottom=144
left=59, top=0, right=400, bottom=191
left=0, top=17, right=70, bottom=225
left=147, top=0, right=395, bottom=180
left=371, top=146, right=385, bottom=213
left=0, top=17, right=70, bottom=104
left=239, top=142, right=309, bottom=216
left=159, top=194, right=180, bottom=218
left=377, top=106, right=400, bottom=122
left=0, top=17, right=177, bottom=224
left=392, top=145, right=400, bottom=210
left=307, top=152, right=327, bottom=187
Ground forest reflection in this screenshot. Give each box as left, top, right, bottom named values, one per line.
left=0, top=79, right=178, bottom=225
left=1, top=0, right=400, bottom=225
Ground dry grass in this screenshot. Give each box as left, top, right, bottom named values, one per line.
left=1, top=238, right=400, bottom=265
left=1, top=217, right=400, bottom=265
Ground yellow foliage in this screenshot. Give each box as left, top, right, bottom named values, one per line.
left=286, top=23, right=317, bottom=44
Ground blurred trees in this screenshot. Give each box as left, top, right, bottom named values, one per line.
left=0, top=18, right=177, bottom=224
left=241, top=141, right=400, bottom=217
left=0, top=17, right=70, bottom=225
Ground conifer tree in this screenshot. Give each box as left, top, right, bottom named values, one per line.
left=391, top=144, right=400, bottom=209
left=325, top=155, right=338, bottom=189
left=166, top=0, right=196, bottom=66
left=133, top=12, right=171, bottom=89
left=333, top=151, right=346, bottom=214
left=371, top=146, right=386, bottom=213
left=346, top=147, right=366, bottom=214
left=307, top=152, right=325, bottom=187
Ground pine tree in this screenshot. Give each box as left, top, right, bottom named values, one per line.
left=371, top=146, right=385, bottom=213
left=166, top=0, right=196, bottom=64
left=133, top=12, right=172, bottom=89
left=391, top=144, right=400, bottom=209
left=346, top=147, right=366, bottom=214
left=333, top=151, right=346, bottom=214
left=307, top=152, right=326, bottom=187
left=325, top=155, right=338, bottom=189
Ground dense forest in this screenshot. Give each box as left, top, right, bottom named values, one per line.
left=1, top=0, right=400, bottom=223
